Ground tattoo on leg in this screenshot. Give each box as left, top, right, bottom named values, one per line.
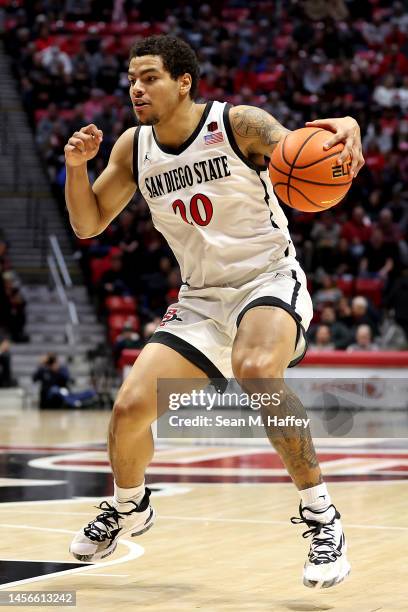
left=241, top=378, right=322, bottom=489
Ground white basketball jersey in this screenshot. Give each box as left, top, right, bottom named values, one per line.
left=133, top=101, right=296, bottom=289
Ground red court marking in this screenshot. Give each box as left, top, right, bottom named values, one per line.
left=52, top=451, right=408, bottom=477
left=0, top=445, right=102, bottom=452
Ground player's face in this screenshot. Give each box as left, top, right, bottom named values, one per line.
left=128, top=55, right=181, bottom=125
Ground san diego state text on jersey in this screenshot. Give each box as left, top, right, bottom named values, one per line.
left=144, top=155, right=231, bottom=198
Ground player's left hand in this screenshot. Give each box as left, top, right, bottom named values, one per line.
left=305, top=116, right=365, bottom=178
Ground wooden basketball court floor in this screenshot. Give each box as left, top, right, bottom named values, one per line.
left=0, top=408, right=407, bottom=611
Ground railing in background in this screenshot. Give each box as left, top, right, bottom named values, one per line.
left=47, top=233, right=78, bottom=351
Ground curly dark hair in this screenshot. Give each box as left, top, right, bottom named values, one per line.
left=129, top=35, right=200, bottom=99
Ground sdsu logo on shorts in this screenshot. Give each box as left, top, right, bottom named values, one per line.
left=159, top=308, right=182, bottom=326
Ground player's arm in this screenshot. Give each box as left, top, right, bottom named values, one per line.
left=229, top=105, right=365, bottom=177
left=229, top=105, right=290, bottom=168
left=65, top=125, right=137, bottom=239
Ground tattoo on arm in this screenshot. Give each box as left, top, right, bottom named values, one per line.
left=231, top=107, right=289, bottom=149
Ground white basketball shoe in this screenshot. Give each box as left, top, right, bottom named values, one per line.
left=291, top=503, right=351, bottom=588
left=70, top=487, right=155, bottom=562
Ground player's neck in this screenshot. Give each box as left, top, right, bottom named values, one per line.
left=153, top=99, right=206, bottom=149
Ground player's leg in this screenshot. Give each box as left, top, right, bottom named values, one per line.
left=108, top=342, right=207, bottom=488
left=70, top=342, right=208, bottom=562
left=231, top=306, right=350, bottom=588
left=232, top=306, right=321, bottom=489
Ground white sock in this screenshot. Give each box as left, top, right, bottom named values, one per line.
left=299, top=482, right=331, bottom=512
left=114, top=480, right=145, bottom=507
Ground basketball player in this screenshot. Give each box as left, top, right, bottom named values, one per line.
left=65, top=35, right=364, bottom=588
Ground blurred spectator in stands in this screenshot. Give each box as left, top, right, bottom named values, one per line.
left=43, top=120, right=68, bottom=184
left=373, top=75, right=398, bottom=108
left=94, top=100, right=116, bottom=161
left=378, top=314, right=408, bottom=350
left=166, top=266, right=182, bottom=305
left=386, top=186, right=408, bottom=230
left=95, top=52, right=120, bottom=94
left=64, top=0, right=92, bottom=21
left=110, top=211, right=141, bottom=290
left=113, top=321, right=144, bottom=366
left=397, top=76, right=408, bottom=111
left=341, top=205, right=372, bottom=244
left=98, top=253, right=131, bottom=302
left=0, top=235, right=10, bottom=270
left=312, top=274, right=343, bottom=307
left=365, top=188, right=385, bottom=221
left=143, top=319, right=160, bottom=343
left=35, top=102, right=60, bottom=151
left=32, top=353, right=72, bottom=408
left=319, top=306, right=351, bottom=349
left=6, top=286, right=28, bottom=342
left=336, top=296, right=353, bottom=327
left=363, top=121, right=393, bottom=155
left=328, top=237, right=358, bottom=276
left=302, top=55, right=330, bottom=95
left=41, top=45, right=72, bottom=78
left=72, top=42, right=93, bottom=76
left=67, top=104, right=88, bottom=136
left=391, top=2, right=408, bottom=31
left=0, top=338, right=15, bottom=388
left=347, top=324, right=379, bottom=352
left=310, top=211, right=340, bottom=270
left=385, top=267, right=408, bottom=339
left=350, top=296, right=379, bottom=337
left=309, top=325, right=335, bottom=351
left=374, top=209, right=403, bottom=244
left=378, top=43, right=408, bottom=79
left=303, top=0, right=348, bottom=21
left=364, top=141, right=386, bottom=179
left=2, top=272, right=28, bottom=343
left=359, top=228, right=400, bottom=281
left=83, top=88, right=105, bottom=123
left=72, top=58, right=92, bottom=101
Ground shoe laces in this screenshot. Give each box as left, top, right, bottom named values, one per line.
left=291, top=503, right=342, bottom=565
left=84, top=499, right=139, bottom=542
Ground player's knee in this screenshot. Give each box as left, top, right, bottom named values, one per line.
left=233, top=350, right=285, bottom=383
left=111, top=391, right=154, bottom=432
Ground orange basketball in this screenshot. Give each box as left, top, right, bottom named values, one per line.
left=269, top=127, right=352, bottom=212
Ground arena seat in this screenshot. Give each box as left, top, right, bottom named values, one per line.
left=105, top=295, right=137, bottom=315
left=118, top=348, right=142, bottom=370
left=108, top=313, right=140, bottom=344
left=90, top=256, right=113, bottom=285
left=336, top=277, right=354, bottom=297
left=354, top=278, right=384, bottom=306
left=89, top=247, right=123, bottom=284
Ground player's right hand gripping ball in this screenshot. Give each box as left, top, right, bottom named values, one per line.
left=269, top=127, right=353, bottom=212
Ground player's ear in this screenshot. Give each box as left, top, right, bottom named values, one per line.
left=179, top=73, right=192, bottom=96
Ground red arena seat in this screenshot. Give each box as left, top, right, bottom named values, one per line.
left=337, top=277, right=354, bottom=297
left=108, top=313, right=140, bottom=344
left=105, top=295, right=137, bottom=314
left=355, top=278, right=384, bottom=307
left=90, top=256, right=112, bottom=285
left=118, top=348, right=142, bottom=370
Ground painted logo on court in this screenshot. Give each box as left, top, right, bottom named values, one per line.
left=26, top=447, right=408, bottom=484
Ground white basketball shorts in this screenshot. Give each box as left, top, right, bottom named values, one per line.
left=148, top=256, right=313, bottom=382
